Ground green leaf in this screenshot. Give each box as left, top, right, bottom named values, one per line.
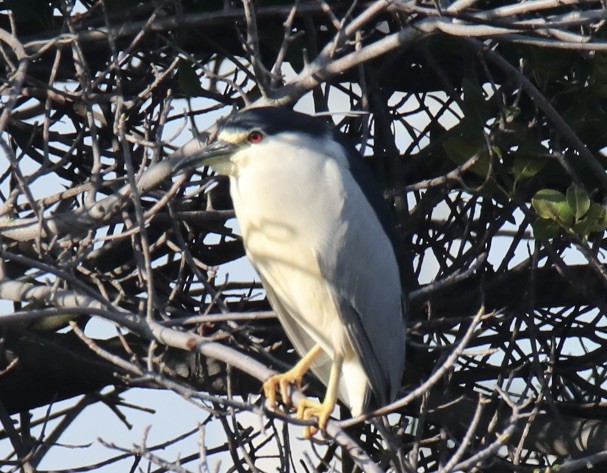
left=462, top=78, right=489, bottom=126
left=531, top=189, right=567, bottom=221
left=532, top=218, right=560, bottom=240
left=572, top=203, right=607, bottom=239
left=592, top=84, right=607, bottom=98
left=566, top=184, right=591, bottom=220
left=591, top=53, right=607, bottom=83
left=504, top=105, right=521, bottom=122
left=177, top=59, right=204, bottom=96
left=491, top=145, right=502, bottom=159
left=572, top=220, right=592, bottom=240
left=574, top=202, right=607, bottom=237
left=559, top=201, right=575, bottom=226
left=512, top=155, right=547, bottom=182
left=586, top=202, right=607, bottom=224
left=442, top=135, right=489, bottom=178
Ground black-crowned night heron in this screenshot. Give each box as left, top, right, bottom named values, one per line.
left=175, top=107, right=405, bottom=437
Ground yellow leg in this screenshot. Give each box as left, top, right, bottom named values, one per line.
left=263, top=344, right=323, bottom=409
left=297, top=352, right=343, bottom=438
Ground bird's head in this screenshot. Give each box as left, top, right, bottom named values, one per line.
left=173, top=107, right=332, bottom=176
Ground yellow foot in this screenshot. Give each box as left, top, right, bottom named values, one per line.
left=297, top=397, right=335, bottom=438
left=263, top=369, right=303, bottom=409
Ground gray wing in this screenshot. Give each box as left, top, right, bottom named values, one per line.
left=317, top=170, right=406, bottom=408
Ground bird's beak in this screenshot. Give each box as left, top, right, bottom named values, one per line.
left=172, top=139, right=239, bottom=173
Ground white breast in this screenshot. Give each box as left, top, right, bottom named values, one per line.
left=227, top=133, right=370, bottom=412
left=230, top=136, right=345, bottom=346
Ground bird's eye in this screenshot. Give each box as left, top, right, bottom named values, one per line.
left=247, top=131, right=263, bottom=144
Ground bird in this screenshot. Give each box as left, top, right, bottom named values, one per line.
left=174, top=107, right=406, bottom=437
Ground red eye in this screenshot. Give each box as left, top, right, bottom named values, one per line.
left=247, top=131, right=263, bottom=143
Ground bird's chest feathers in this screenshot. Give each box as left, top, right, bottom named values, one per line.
left=230, top=154, right=342, bottom=255
left=229, top=155, right=350, bottom=350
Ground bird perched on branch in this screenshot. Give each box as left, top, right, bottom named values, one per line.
left=174, top=107, right=405, bottom=437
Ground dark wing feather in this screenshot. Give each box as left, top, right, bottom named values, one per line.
left=316, top=152, right=406, bottom=408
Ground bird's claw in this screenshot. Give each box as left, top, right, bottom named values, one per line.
left=296, top=398, right=334, bottom=438
left=263, top=370, right=303, bottom=409
left=262, top=346, right=334, bottom=437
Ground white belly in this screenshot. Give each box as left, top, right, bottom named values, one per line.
left=230, top=138, right=376, bottom=415
left=228, top=150, right=370, bottom=413
left=244, top=222, right=346, bottom=355
left=242, top=222, right=368, bottom=413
